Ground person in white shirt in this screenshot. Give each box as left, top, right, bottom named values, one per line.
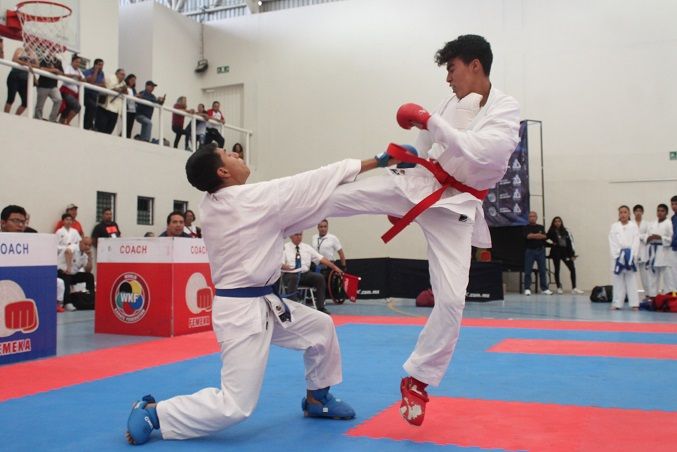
left=55, top=213, right=81, bottom=266
left=281, top=231, right=343, bottom=314
left=312, top=219, right=347, bottom=270
left=609, top=206, right=640, bottom=310
left=96, top=68, right=128, bottom=134
left=57, top=237, right=94, bottom=311
left=125, top=142, right=391, bottom=445
left=59, top=54, right=84, bottom=125
left=645, top=204, right=674, bottom=297
left=633, top=204, right=650, bottom=298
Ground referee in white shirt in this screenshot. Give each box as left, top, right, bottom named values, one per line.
left=281, top=232, right=342, bottom=315
left=311, top=219, right=347, bottom=271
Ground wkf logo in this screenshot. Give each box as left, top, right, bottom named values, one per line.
left=185, top=272, right=213, bottom=314
left=0, top=280, right=39, bottom=338
left=111, top=273, right=150, bottom=323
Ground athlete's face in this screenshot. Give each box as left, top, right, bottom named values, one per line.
left=633, top=208, right=643, bottom=221
left=446, top=57, right=482, bottom=100
left=618, top=207, right=630, bottom=223
left=218, top=148, right=250, bottom=185
left=657, top=207, right=668, bottom=221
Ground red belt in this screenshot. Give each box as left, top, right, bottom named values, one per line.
left=381, top=143, right=488, bottom=243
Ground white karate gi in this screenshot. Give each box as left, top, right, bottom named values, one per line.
left=645, top=219, right=674, bottom=297
left=636, top=219, right=650, bottom=295
left=156, top=159, right=361, bottom=440
left=609, top=221, right=639, bottom=308
left=299, top=87, right=520, bottom=386
left=664, top=215, right=677, bottom=292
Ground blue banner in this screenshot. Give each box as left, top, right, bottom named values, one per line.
left=483, top=120, right=530, bottom=226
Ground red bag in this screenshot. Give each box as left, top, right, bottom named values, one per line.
left=653, top=292, right=677, bottom=312
left=416, top=289, right=435, bottom=307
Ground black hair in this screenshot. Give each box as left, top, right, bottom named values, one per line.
left=1, top=205, right=26, bottom=221
left=657, top=203, right=669, bottom=212
left=166, top=211, right=185, bottom=225
left=632, top=204, right=644, bottom=213
left=618, top=205, right=630, bottom=212
left=185, top=142, right=224, bottom=193
left=102, top=208, right=112, bottom=214
left=71, top=53, right=80, bottom=62
left=93, top=58, right=103, bottom=65
left=547, top=216, right=567, bottom=234
left=232, top=142, right=243, bottom=153
left=125, top=73, right=136, bottom=83
left=671, top=195, right=677, bottom=203
left=61, top=213, right=73, bottom=221
left=185, top=209, right=196, bottom=218
left=434, top=34, right=493, bottom=75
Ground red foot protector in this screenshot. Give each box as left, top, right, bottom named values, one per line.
left=489, top=339, right=677, bottom=360
left=347, top=397, right=677, bottom=451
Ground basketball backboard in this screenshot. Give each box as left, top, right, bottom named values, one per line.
left=0, top=0, right=80, bottom=52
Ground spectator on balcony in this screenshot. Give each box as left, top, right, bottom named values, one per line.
left=159, top=211, right=190, bottom=238
left=206, top=101, right=225, bottom=147
left=186, top=103, right=209, bottom=147
left=4, top=45, right=38, bottom=116
left=0, top=37, right=4, bottom=59
left=59, top=54, right=84, bottom=126
left=34, top=56, right=63, bottom=122
left=124, top=73, right=137, bottom=138
left=135, top=80, right=165, bottom=142
left=232, top=142, right=245, bottom=160
left=82, top=58, right=105, bottom=130
left=172, top=96, right=194, bottom=150
left=96, top=68, right=127, bottom=134
left=54, top=203, right=84, bottom=237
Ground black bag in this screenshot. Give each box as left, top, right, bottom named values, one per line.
left=70, top=291, right=95, bottom=310
left=590, top=285, right=612, bottom=303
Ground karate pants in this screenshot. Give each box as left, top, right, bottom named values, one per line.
left=156, top=299, right=342, bottom=440
left=646, top=267, right=666, bottom=297
left=321, top=175, right=473, bottom=387
left=611, top=270, right=639, bottom=309
left=637, top=263, right=650, bottom=296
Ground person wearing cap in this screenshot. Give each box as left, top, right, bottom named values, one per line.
left=54, top=203, right=84, bottom=237
left=135, top=80, right=166, bottom=142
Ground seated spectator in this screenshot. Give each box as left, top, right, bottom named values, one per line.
left=172, top=96, right=194, bottom=150
left=59, top=54, right=84, bottom=125
left=82, top=58, right=105, bottom=130
left=232, top=142, right=245, bottom=160
left=281, top=232, right=342, bottom=315
left=96, top=68, right=127, bottom=134
left=4, top=45, right=38, bottom=116
left=55, top=213, right=82, bottom=263
left=54, top=203, right=84, bottom=236
left=34, top=56, right=63, bottom=122
left=206, top=101, right=225, bottom=147
left=159, top=211, right=191, bottom=237
left=57, top=237, right=95, bottom=311
left=144, top=231, right=155, bottom=237
left=91, top=208, right=121, bottom=247
left=135, top=80, right=166, bottom=142
left=183, top=209, right=201, bottom=238
left=1, top=205, right=27, bottom=232
left=124, top=74, right=137, bottom=138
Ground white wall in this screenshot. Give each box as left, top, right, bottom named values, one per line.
left=0, top=113, right=204, bottom=237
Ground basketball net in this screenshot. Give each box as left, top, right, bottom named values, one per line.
left=16, top=1, right=72, bottom=61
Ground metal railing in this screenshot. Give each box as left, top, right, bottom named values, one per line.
left=0, top=57, right=253, bottom=164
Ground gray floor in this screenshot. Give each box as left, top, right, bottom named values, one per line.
left=56, top=293, right=676, bottom=357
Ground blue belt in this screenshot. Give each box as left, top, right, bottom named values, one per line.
left=215, top=286, right=274, bottom=298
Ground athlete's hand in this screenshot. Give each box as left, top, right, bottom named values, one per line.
left=396, top=103, right=431, bottom=130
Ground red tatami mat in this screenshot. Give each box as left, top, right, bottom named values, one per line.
left=347, top=397, right=677, bottom=452
left=489, top=338, right=677, bottom=360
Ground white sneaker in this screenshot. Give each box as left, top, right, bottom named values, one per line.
left=524, top=289, right=531, bottom=296
left=542, top=289, right=553, bottom=295
left=572, top=288, right=585, bottom=294
left=556, top=288, right=564, bottom=294
left=64, top=303, right=77, bottom=311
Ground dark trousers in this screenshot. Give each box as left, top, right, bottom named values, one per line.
left=524, top=247, right=548, bottom=291
left=58, top=270, right=95, bottom=305
left=172, top=124, right=190, bottom=149
left=126, top=112, right=136, bottom=138
left=83, top=95, right=98, bottom=130
left=281, top=271, right=326, bottom=309
left=552, top=256, right=576, bottom=288
left=205, top=127, right=225, bottom=147
left=96, top=107, right=118, bottom=134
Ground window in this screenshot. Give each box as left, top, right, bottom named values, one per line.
left=137, top=196, right=154, bottom=225
left=173, top=200, right=188, bottom=213
left=96, top=191, right=116, bottom=222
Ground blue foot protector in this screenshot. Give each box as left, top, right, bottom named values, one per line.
left=126, top=394, right=160, bottom=445
left=302, top=387, right=355, bottom=420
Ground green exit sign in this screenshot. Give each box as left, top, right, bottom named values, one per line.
left=216, top=65, right=230, bottom=74
left=670, top=151, right=677, bottom=161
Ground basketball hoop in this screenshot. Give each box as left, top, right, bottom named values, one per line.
left=15, top=1, right=72, bottom=60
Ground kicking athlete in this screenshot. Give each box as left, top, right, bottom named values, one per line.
left=300, top=34, right=521, bottom=426
left=125, top=144, right=400, bottom=445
